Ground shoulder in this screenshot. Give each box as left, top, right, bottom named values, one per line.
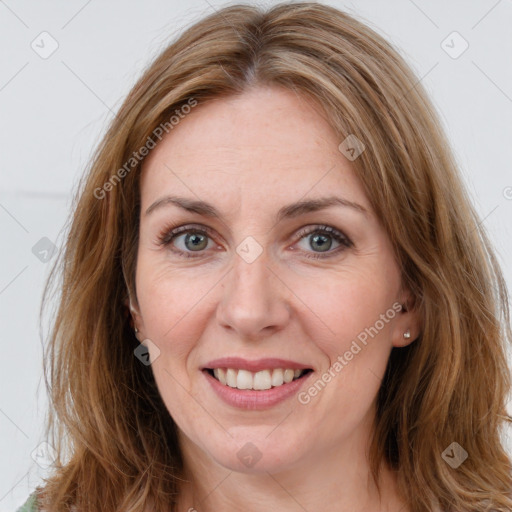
left=15, top=492, right=39, bottom=512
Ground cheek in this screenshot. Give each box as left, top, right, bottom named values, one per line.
left=134, top=256, right=214, bottom=357
left=134, top=260, right=214, bottom=422
left=293, top=262, right=400, bottom=359
left=292, top=270, right=399, bottom=435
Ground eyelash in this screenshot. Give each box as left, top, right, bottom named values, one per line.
left=155, top=223, right=353, bottom=260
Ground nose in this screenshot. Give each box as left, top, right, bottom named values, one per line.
left=216, top=245, right=291, bottom=340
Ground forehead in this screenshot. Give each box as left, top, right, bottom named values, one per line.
left=139, top=86, right=370, bottom=215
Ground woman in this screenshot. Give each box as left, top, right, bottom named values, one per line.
left=17, top=2, right=512, bottom=511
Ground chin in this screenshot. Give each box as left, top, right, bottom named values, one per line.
left=200, top=428, right=308, bottom=474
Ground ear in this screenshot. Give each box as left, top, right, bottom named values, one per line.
left=392, top=290, right=422, bottom=348
left=124, top=294, right=145, bottom=341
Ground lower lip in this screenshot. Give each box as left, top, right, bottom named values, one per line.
left=203, top=370, right=313, bottom=410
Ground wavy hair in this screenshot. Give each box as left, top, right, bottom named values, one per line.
left=37, top=2, right=511, bottom=511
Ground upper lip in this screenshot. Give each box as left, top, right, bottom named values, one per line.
left=202, top=357, right=312, bottom=372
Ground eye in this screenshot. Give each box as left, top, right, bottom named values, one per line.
left=155, top=223, right=353, bottom=260
left=155, top=223, right=217, bottom=259
left=293, top=225, right=353, bottom=259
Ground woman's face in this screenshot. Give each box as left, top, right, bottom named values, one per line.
left=131, top=85, right=418, bottom=474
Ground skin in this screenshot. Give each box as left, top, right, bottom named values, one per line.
left=129, top=85, right=420, bottom=511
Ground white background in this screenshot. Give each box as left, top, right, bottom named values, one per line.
left=0, top=0, right=511, bottom=510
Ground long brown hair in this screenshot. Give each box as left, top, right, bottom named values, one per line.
left=38, top=2, right=512, bottom=511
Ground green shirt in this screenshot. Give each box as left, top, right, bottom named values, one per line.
left=16, top=493, right=39, bottom=512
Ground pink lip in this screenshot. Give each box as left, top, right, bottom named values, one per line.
left=202, top=357, right=312, bottom=372
left=203, top=369, right=313, bottom=410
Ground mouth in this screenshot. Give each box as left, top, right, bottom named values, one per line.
left=203, top=367, right=313, bottom=391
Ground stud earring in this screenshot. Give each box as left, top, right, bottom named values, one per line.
left=403, top=329, right=411, bottom=339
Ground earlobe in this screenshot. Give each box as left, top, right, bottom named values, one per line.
left=392, top=294, right=421, bottom=347
left=393, top=327, right=417, bottom=348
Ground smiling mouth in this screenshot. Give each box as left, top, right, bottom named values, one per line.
left=204, top=367, right=313, bottom=391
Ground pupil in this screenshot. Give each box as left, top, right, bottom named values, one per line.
left=186, top=233, right=207, bottom=251
left=311, top=234, right=331, bottom=252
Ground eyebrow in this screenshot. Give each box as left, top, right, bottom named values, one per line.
left=144, top=195, right=368, bottom=221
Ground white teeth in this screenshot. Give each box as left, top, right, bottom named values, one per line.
left=271, top=368, right=284, bottom=387
left=210, top=367, right=307, bottom=390
left=253, top=370, right=272, bottom=390
left=226, top=368, right=237, bottom=388
left=213, top=368, right=227, bottom=385
left=283, top=369, right=295, bottom=383
left=237, top=369, right=253, bottom=390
